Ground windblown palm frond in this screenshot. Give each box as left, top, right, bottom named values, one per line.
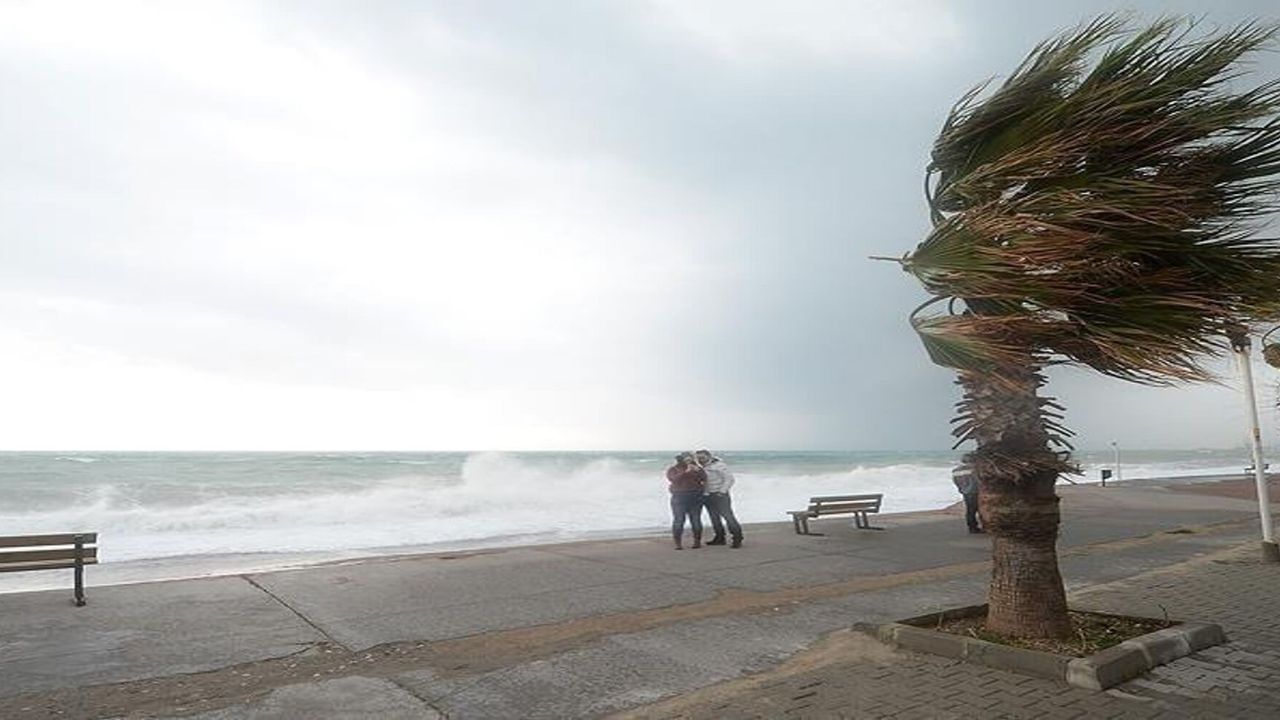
left=905, top=17, right=1280, bottom=391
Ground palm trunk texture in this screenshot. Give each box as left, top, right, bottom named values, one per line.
left=960, top=367, right=1072, bottom=639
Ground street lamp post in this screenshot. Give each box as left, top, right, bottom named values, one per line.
left=1110, top=441, right=1121, bottom=487
left=1231, top=331, right=1279, bottom=562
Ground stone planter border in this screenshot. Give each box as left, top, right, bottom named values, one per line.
left=871, top=604, right=1226, bottom=690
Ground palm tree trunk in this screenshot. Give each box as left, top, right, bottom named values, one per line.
left=982, top=477, right=1070, bottom=638
left=959, top=366, right=1072, bottom=639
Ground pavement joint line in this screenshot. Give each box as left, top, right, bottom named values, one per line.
left=241, top=573, right=346, bottom=650
left=382, top=673, right=451, bottom=719
left=419, top=661, right=550, bottom=710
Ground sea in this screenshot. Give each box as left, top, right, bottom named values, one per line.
left=0, top=449, right=1262, bottom=592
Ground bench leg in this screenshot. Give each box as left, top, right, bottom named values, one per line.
left=855, top=512, right=885, bottom=531
left=791, top=514, right=817, bottom=535
left=74, top=536, right=86, bottom=607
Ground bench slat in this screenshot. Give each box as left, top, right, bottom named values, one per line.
left=0, top=558, right=100, bottom=573
left=808, top=494, right=883, bottom=503
left=0, top=547, right=99, bottom=565
left=0, top=533, right=98, bottom=548
left=810, top=502, right=880, bottom=515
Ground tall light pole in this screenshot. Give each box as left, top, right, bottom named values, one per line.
left=1230, top=330, right=1279, bottom=562
left=1110, top=441, right=1121, bottom=486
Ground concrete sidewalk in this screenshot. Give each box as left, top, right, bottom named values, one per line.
left=624, top=539, right=1280, bottom=719
left=1, top=484, right=1273, bottom=719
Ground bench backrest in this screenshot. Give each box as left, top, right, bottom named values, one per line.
left=0, top=533, right=99, bottom=574
left=808, top=494, right=883, bottom=514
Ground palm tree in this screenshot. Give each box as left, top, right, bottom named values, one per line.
left=894, top=17, right=1280, bottom=639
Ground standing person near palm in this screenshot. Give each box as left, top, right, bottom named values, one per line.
left=666, top=452, right=706, bottom=550
left=696, top=449, right=743, bottom=548
left=952, top=463, right=983, bottom=534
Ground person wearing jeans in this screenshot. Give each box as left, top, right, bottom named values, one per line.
left=666, top=452, right=706, bottom=549
left=696, top=449, right=743, bottom=548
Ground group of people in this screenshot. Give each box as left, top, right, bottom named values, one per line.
left=665, top=450, right=744, bottom=549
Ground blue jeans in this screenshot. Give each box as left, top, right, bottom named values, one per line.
left=964, top=492, right=981, bottom=531
left=670, top=492, right=703, bottom=545
left=704, top=492, right=742, bottom=541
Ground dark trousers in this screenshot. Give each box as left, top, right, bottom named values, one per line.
left=670, top=492, right=703, bottom=544
left=704, top=492, right=742, bottom=541
left=963, top=492, right=981, bottom=531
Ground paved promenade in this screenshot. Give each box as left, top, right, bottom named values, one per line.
left=1, top=483, right=1276, bottom=719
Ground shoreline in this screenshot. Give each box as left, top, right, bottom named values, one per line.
left=0, top=524, right=678, bottom=596
left=0, top=505, right=969, bottom=596
left=2, top=471, right=1271, bottom=597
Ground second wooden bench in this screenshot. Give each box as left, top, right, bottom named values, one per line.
left=787, top=494, right=884, bottom=535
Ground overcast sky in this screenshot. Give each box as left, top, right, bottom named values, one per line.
left=3, top=0, right=1280, bottom=451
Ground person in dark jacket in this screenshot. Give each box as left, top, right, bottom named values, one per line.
left=952, top=463, right=983, bottom=534
left=666, top=452, right=706, bottom=549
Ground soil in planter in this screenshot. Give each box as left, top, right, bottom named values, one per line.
left=936, top=611, right=1173, bottom=657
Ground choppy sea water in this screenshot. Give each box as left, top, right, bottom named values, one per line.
left=0, top=449, right=1261, bottom=590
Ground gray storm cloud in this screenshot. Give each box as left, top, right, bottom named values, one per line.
left=1, top=0, right=1278, bottom=450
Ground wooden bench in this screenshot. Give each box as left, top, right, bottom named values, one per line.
left=0, top=533, right=98, bottom=606
left=787, top=494, right=884, bottom=535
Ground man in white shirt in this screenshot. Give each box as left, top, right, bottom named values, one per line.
left=696, top=449, right=743, bottom=548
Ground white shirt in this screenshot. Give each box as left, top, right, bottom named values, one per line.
left=702, top=458, right=736, bottom=494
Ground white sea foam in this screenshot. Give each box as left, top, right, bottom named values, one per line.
left=0, top=453, right=956, bottom=563
left=1074, top=461, right=1249, bottom=484
left=0, top=449, right=1259, bottom=589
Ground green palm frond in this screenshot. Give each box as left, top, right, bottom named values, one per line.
left=904, top=16, right=1280, bottom=384
left=927, top=16, right=1125, bottom=220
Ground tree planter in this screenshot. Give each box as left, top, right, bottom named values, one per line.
left=872, top=605, right=1226, bottom=690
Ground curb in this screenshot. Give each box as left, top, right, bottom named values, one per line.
left=1065, top=622, right=1226, bottom=689
left=872, top=606, right=1226, bottom=690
